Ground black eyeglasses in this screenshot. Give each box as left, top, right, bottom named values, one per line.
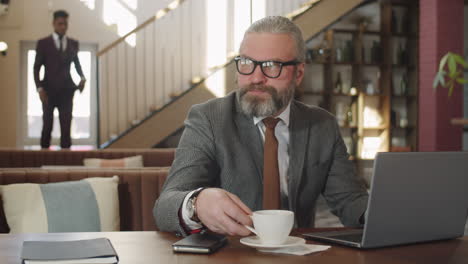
left=234, top=56, right=300, bottom=79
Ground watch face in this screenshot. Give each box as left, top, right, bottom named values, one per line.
left=187, top=197, right=195, bottom=217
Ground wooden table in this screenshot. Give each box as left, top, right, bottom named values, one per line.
left=1, top=229, right=467, bottom=264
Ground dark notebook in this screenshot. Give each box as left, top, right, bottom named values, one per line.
left=21, top=238, right=118, bottom=264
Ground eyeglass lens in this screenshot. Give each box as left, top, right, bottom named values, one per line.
left=236, top=58, right=283, bottom=78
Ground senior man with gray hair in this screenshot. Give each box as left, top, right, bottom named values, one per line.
left=154, top=16, right=368, bottom=237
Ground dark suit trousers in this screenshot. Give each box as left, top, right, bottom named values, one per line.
left=41, top=91, right=75, bottom=149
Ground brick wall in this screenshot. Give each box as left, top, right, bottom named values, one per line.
left=418, top=0, right=464, bottom=151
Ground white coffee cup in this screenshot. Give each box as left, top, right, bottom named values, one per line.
left=244, top=210, right=294, bottom=245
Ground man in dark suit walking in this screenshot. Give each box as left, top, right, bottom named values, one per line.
left=34, top=10, right=86, bottom=149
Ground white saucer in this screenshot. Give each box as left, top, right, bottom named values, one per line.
left=240, top=236, right=306, bottom=251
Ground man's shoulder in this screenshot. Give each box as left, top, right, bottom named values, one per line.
left=67, top=37, right=79, bottom=45
left=292, top=100, right=336, bottom=121
left=37, top=35, right=52, bottom=44
left=191, top=92, right=236, bottom=113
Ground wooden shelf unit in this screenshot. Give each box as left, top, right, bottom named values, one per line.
left=300, top=0, right=419, bottom=161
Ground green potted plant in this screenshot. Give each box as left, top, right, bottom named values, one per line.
left=432, top=52, right=468, bottom=96
left=433, top=52, right=468, bottom=125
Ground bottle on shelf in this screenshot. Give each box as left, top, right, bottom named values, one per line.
left=393, top=76, right=401, bottom=95
left=307, top=49, right=315, bottom=62
left=335, top=101, right=346, bottom=126
left=344, top=40, right=354, bottom=63
left=396, top=43, right=402, bottom=65
left=342, top=81, right=351, bottom=95
left=334, top=72, right=343, bottom=94
left=316, top=39, right=331, bottom=63
left=351, top=131, right=358, bottom=157
left=398, top=42, right=408, bottom=65
left=346, top=104, right=355, bottom=127
left=399, top=114, right=409, bottom=128
left=400, top=74, right=408, bottom=95
left=335, top=42, right=344, bottom=63
left=361, top=45, right=366, bottom=63
left=371, top=41, right=382, bottom=64
left=364, top=79, right=376, bottom=95
left=391, top=110, right=397, bottom=127
left=391, top=8, right=399, bottom=34
left=401, top=9, right=410, bottom=34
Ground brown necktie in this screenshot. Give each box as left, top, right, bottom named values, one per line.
left=262, top=117, right=281, bottom=209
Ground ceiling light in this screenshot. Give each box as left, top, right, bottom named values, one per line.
left=0, top=41, right=8, bottom=56
left=0, top=41, right=7, bottom=52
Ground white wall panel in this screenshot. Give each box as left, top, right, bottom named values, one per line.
left=117, top=43, right=127, bottom=133
left=166, top=13, right=175, bottom=97
left=172, top=11, right=179, bottom=97
left=135, top=30, right=146, bottom=120
left=107, top=48, right=118, bottom=138
left=99, top=55, right=108, bottom=144
left=175, top=11, right=184, bottom=95
left=125, top=43, right=137, bottom=123
left=191, top=0, right=202, bottom=79
left=160, top=15, right=169, bottom=105
left=144, top=26, right=155, bottom=112
left=182, top=0, right=193, bottom=90
left=154, top=21, right=163, bottom=109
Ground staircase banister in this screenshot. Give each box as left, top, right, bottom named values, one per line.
left=99, top=0, right=372, bottom=148
left=286, top=0, right=322, bottom=20
left=97, top=0, right=187, bottom=57
left=101, top=59, right=236, bottom=148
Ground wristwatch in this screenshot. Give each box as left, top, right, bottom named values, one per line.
left=186, top=187, right=205, bottom=223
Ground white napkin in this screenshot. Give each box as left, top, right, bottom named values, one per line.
left=259, top=244, right=331, bottom=255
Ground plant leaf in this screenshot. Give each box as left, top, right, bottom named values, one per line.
left=453, top=53, right=468, bottom=68
left=438, top=53, right=449, bottom=71
left=432, top=71, right=446, bottom=88
left=456, top=78, right=468, bottom=84
left=448, top=55, right=457, bottom=75
left=448, top=83, right=454, bottom=96
left=448, top=70, right=459, bottom=79
left=447, top=79, right=455, bottom=96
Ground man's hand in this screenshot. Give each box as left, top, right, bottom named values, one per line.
left=78, top=79, right=86, bottom=93
left=195, top=188, right=253, bottom=236
left=38, top=88, right=48, bottom=105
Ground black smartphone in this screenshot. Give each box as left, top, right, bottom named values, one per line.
left=172, top=233, right=228, bottom=254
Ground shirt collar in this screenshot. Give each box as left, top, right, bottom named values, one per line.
left=52, top=32, right=66, bottom=41
left=253, top=102, right=291, bottom=127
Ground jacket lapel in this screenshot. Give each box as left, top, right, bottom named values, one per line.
left=288, top=101, right=309, bottom=211
left=234, top=95, right=264, bottom=182
left=45, top=35, right=56, bottom=53
left=47, top=35, right=64, bottom=59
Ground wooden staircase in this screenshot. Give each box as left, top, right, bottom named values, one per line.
left=99, top=0, right=366, bottom=148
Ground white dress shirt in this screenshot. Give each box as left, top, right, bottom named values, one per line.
left=52, top=32, right=67, bottom=51
left=181, top=103, right=292, bottom=229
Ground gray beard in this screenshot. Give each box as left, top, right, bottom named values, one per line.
left=236, top=83, right=295, bottom=117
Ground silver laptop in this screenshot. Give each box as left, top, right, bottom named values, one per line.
left=304, top=152, right=468, bottom=248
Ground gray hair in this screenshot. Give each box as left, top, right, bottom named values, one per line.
left=243, top=16, right=306, bottom=62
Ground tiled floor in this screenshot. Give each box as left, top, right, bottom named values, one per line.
left=314, top=196, right=468, bottom=235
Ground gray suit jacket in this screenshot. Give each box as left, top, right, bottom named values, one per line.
left=154, top=92, right=368, bottom=235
